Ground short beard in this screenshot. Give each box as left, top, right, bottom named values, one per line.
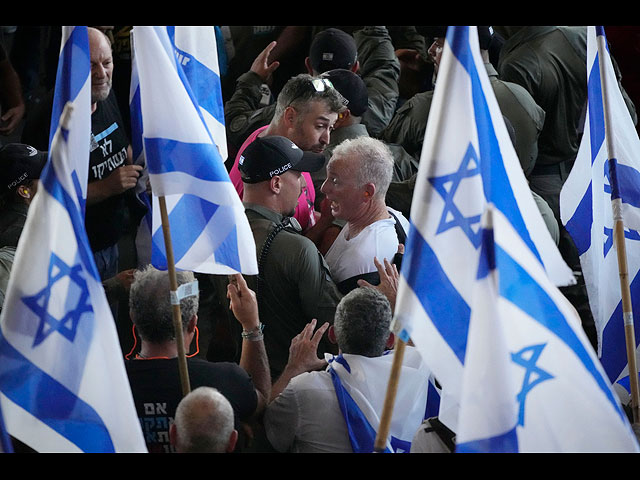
left=91, top=85, right=112, bottom=104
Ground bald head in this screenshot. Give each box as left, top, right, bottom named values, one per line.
left=170, top=387, right=238, bottom=453
left=88, top=27, right=113, bottom=104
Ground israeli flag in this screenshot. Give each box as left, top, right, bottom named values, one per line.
left=326, top=347, right=430, bottom=453
left=0, top=27, right=146, bottom=453
left=131, top=26, right=257, bottom=275
left=391, top=27, right=575, bottom=432
left=455, top=207, right=638, bottom=452
left=0, top=401, right=12, bottom=453
left=560, top=27, right=640, bottom=393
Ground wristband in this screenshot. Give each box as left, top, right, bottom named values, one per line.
left=241, top=322, right=264, bottom=341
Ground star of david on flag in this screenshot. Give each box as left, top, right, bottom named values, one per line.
left=0, top=26, right=146, bottom=453
left=455, top=207, right=638, bottom=452
left=390, top=26, right=575, bottom=433
left=131, top=26, right=257, bottom=275
left=560, top=26, right=640, bottom=397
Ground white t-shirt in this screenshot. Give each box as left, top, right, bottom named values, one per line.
left=324, top=207, right=409, bottom=284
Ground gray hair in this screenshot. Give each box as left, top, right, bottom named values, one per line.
left=331, top=136, right=394, bottom=197
left=173, top=387, right=235, bottom=453
left=129, top=265, right=199, bottom=343
left=272, top=73, right=346, bottom=124
left=333, top=287, right=392, bottom=357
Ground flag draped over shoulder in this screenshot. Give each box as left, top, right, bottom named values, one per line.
left=455, top=207, right=638, bottom=452
left=327, top=348, right=430, bottom=453
left=0, top=26, right=146, bottom=453
left=391, top=26, right=575, bottom=431
left=560, top=26, right=640, bottom=392
left=131, top=26, right=257, bottom=275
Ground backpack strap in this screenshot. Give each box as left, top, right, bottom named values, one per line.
left=423, top=417, right=456, bottom=453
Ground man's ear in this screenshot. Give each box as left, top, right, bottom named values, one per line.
left=363, top=182, right=376, bottom=200
left=226, top=429, right=239, bottom=453
left=282, top=105, right=298, bottom=129
left=17, top=185, right=31, bottom=199
left=328, top=325, right=338, bottom=345
left=385, top=331, right=395, bottom=350
left=187, top=314, right=198, bottom=334
left=270, top=175, right=282, bottom=194
left=304, top=56, right=314, bottom=75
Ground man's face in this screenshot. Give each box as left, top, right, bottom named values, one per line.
left=288, top=100, right=338, bottom=154
left=89, top=32, right=114, bottom=104
left=320, top=154, right=364, bottom=222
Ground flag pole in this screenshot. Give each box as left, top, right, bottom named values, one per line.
left=158, top=195, right=192, bottom=397
left=596, top=29, right=640, bottom=423
left=373, top=337, right=406, bottom=452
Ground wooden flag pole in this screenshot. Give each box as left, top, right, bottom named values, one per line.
left=158, top=195, right=191, bottom=397
left=373, top=337, right=406, bottom=452
left=596, top=31, right=640, bottom=422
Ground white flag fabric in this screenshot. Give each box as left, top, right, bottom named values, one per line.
left=0, top=27, right=146, bottom=453
left=455, top=207, right=638, bottom=452
left=391, top=26, right=575, bottom=432
left=560, top=26, right=640, bottom=393
left=326, top=347, right=430, bottom=453
left=131, top=26, right=257, bottom=275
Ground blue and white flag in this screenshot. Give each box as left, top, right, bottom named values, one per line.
left=0, top=400, right=12, bottom=453
left=455, top=207, right=638, bottom=452
left=391, top=26, right=575, bottom=432
left=560, top=26, right=640, bottom=393
left=0, top=27, right=146, bottom=453
left=131, top=26, right=257, bottom=275
left=326, top=347, right=430, bottom=453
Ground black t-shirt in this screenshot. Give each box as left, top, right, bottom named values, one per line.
left=85, top=91, right=131, bottom=251
left=21, top=89, right=134, bottom=252
left=125, top=357, right=258, bottom=453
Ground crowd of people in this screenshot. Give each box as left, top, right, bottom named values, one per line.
left=1, top=25, right=640, bottom=453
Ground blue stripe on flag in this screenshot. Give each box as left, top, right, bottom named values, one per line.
left=402, top=223, right=470, bottom=364
left=564, top=185, right=593, bottom=256
left=449, top=27, right=543, bottom=266
left=588, top=55, right=605, bottom=166
left=143, top=137, right=227, bottom=181
left=151, top=196, right=242, bottom=272
left=600, top=272, right=640, bottom=382
left=0, top=336, right=115, bottom=452
left=495, top=243, right=626, bottom=419
left=328, top=364, right=392, bottom=453
left=456, top=425, right=519, bottom=453
left=48, top=27, right=90, bottom=149
left=40, top=169, right=100, bottom=282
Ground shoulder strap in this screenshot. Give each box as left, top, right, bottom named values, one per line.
left=423, top=417, right=456, bottom=453
left=387, top=209, right=406, bottom=270
left=256, top=217, right=301, bottom=305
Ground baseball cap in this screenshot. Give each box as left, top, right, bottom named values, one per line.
left=321, top=69, right=368, bottom=117
left=0, top=143, right=48, bottom=193
left=238, top=136, right=325, bottom=184
left=309, top=28, right=358, bottom=73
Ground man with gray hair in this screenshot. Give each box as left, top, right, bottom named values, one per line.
left=319, top=136, right=409, bottom=293
left=169, top=386, right=237, bottom=453
left=264, top=286, right=430, bottom=453
left=125, top=266, right=270, bottom=453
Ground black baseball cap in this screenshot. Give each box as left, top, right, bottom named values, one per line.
left=309, top=28, right=358, bottom=73
left=0, top=143, right=48, bottom=193
left=238, top=136, right=325, bottom=184
left=322, top=69, right=369, bottom=117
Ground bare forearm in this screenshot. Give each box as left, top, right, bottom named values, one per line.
left=239, top=338, right=271, bottom=415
